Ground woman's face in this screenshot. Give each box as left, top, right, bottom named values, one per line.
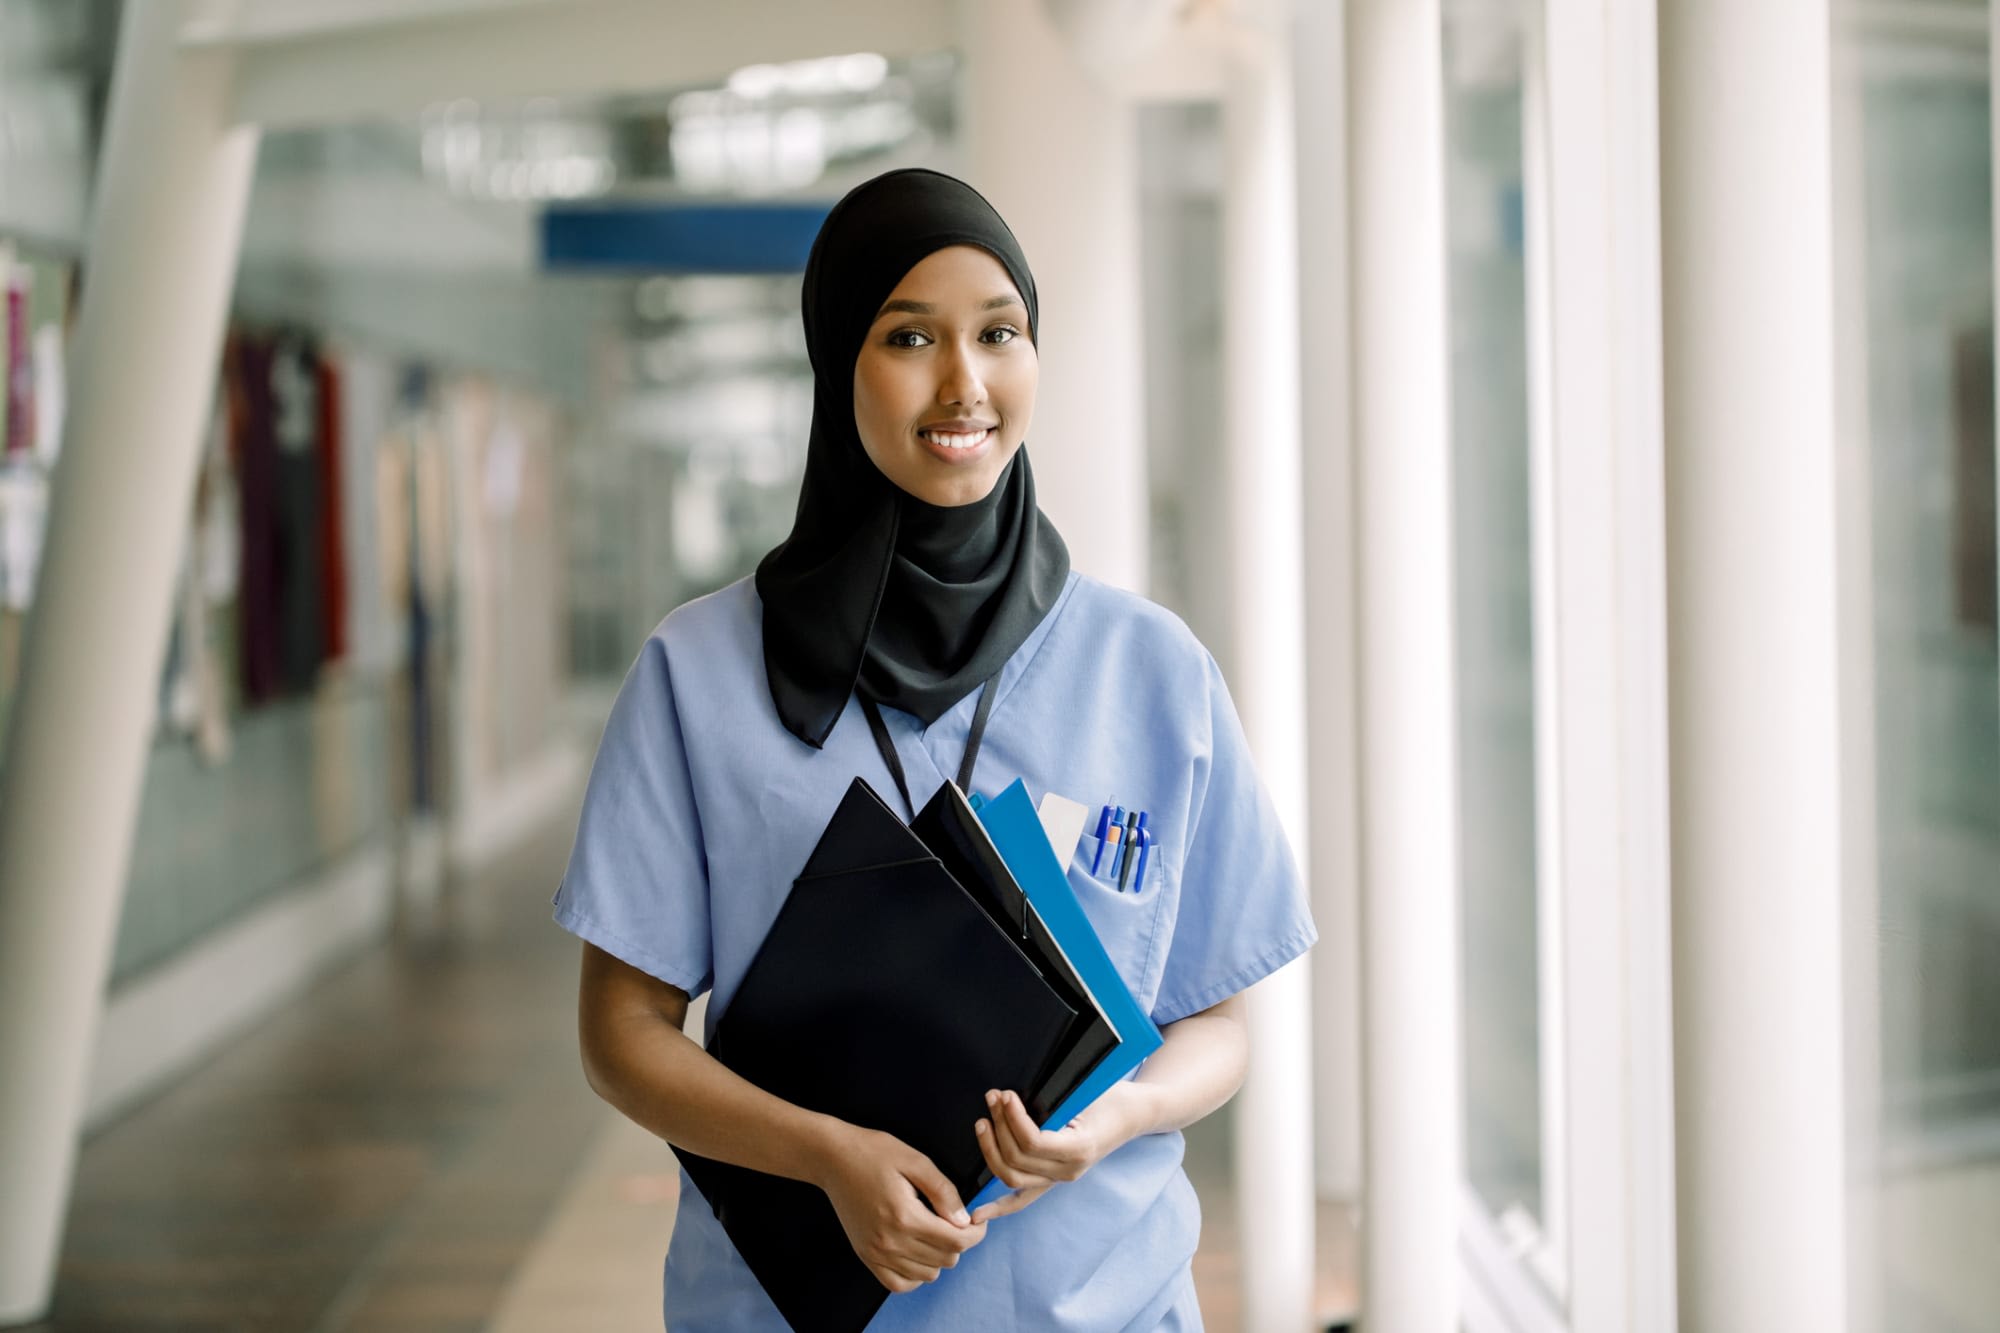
left=852, top=244, right=1037, bottom=507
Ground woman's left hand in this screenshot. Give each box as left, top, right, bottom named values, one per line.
left=969, top=1083, right=1149, bottom=1222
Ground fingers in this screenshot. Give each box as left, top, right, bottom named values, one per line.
left=863, top=1212, right=981, bottom=1294
left=872, top=1209, right=986, bottom=1293
left=887, top=1259, right=942, bottom=1285
left=976, top=1111, right=1052, bottom=1192
left=997, top=1089, right=1045, bottom=1146
left=831, top=1131, right=990, bottom=1297
left=970, top=1180, right=1051, bottom=1224
left=907, top=1157, right=972, bottom=1229
left=887, top=1200, right=984, bottom=1263
left=893, top=1153, right=986, bottom=1259
left=967, top=1092, right=1074, bottom=1224
left=893, top=1220, right=983, bottom=1270
left=989, top=1089, right=1089, bottom=1182
left=987, top=1090, right=1081, bottom=1186
left=871, top=1260, right=941, bottom=1294
left=986, top=1114, right=1047, bottom=1186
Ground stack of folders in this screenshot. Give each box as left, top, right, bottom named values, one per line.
left=674, top=776, right=1165, bottom=1333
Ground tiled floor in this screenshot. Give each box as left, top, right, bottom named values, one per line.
left=29, top=811, right=1357, bottom=1330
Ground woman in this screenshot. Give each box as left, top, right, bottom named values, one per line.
left=556, top=168, right=1315, bottom=1331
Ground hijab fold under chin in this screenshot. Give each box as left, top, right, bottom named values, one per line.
left=755, top=168, right=1070, bottom=748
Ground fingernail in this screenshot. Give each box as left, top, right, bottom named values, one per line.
left=985, top=1090, right=997, bottom=1105
left=954, top=1209, right=971, bottom=1226
left=976, top=1120, right=989, bottom=1136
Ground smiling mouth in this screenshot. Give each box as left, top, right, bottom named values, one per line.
left=918, top=427, right=994, bottom=451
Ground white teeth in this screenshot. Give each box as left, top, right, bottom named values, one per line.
left=922, top=428, right=992, bottom=450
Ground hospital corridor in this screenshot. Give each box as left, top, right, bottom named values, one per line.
left=1, top=2, right=1997, bottom=1331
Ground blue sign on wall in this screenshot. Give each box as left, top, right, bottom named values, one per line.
left=540, top=201, right=832, bottom=273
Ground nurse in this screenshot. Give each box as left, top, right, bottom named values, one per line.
left=556, top=168, right=1315, bottom=1331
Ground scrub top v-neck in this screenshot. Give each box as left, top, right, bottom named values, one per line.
left=554, top=569, right=1315, bottom=1333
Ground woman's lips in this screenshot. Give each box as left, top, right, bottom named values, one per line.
left=917, top=426, right=995, bottom=460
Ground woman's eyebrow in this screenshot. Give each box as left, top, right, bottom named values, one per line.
left=874, top=295, right=1026, bottom=318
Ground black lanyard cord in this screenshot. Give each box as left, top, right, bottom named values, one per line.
left=858, top=675, right=998, bottom=821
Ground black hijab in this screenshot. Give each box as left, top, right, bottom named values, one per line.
left=756, top=168, right=1070, bottom=749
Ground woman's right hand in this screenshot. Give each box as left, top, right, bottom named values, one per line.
left=814, top=1123, right=987, bottom=1294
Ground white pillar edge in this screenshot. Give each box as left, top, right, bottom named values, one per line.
left=1291, top=0, right=1366, bottom=1209
left=1532, top=1, right=1681, bottom=1328
left=0, top=3, right=261, bottom=1321
left=1831, top=7, right=1886, bottom=1333
left=1345, top=0, right=1462, bottom=1329
left=1659, top=1, right=1851, bottom=1327
left=1219, top=18, right=1318, bottom=1332
left=1602, top=0, right=1682, bottom=1327
left=1517, top=9, right=1575, bottom=1298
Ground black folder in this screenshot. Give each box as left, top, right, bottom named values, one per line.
left=906, top=782, right=1119, bottom=1123
left=675, top=778, right=1078, bottom=1333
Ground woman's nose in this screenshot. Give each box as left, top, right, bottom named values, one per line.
left=937, top=342, right=986, bottom=406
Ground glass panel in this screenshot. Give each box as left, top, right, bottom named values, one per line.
left=1848, top=7, right=2000, bottom=1330
left=1443, top=0, right=1547, bottom=1239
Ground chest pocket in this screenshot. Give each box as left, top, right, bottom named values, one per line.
left=1063, top=837, right=1174, bottom=1013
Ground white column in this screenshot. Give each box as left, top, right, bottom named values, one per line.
left=1291, top=0, right=1364, bottom=1210
left=1534, top=2, right=1680, bottom=1326
left=1659, top=2, right=1849, bottom=1329
left=954, top=0, right=1147, bottom=592
left=0, top=4, right=259, bottom=1321
left=1345, top=1, right=1462, bottom=1329
left=1220, top=21, right=1318, bottom=1333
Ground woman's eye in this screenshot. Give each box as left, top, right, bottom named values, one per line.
left=884, top=325, right=1019, bottom=349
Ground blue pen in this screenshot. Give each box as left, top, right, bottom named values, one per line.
left=1134, top=821, right=1153, bottom=893
left=1105, top=805, right=1126, bottom=879
left=1090, top=804, right=1113, bottom=873
left=1112, top=808, right=1136, bottom=882
left=1116, top=810, right=1140, bottom=888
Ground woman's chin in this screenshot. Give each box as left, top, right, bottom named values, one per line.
left=910, top=475, right=1001, bottom=507
left=888, top=445, right=1016, bottom=507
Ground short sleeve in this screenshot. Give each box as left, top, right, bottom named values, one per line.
left=552, top=634, right=715, bottom=998
left=1149, top=652, right=1317, bottom=1026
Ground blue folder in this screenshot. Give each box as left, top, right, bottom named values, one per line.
left=967, top=779, right=1166, bottom=1211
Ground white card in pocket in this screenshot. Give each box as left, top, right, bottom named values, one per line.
left=1036, top=791, right=1091, bottom=870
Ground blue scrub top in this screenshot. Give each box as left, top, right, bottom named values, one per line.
left=554, top=570, right=1316, bottom=1332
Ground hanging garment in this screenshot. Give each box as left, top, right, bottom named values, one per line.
left=270, top=330, right=328, bottom=694
left=231, top=331, right=282, bottom=705
left=316, top=350, right=349, bottom=662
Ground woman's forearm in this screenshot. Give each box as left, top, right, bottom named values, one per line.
left=585, top=1009, right=849, bottom=1188
left=585, top=985, right=1250, bottom=1187
left=1119, top=992, right=1251, bottom=1139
